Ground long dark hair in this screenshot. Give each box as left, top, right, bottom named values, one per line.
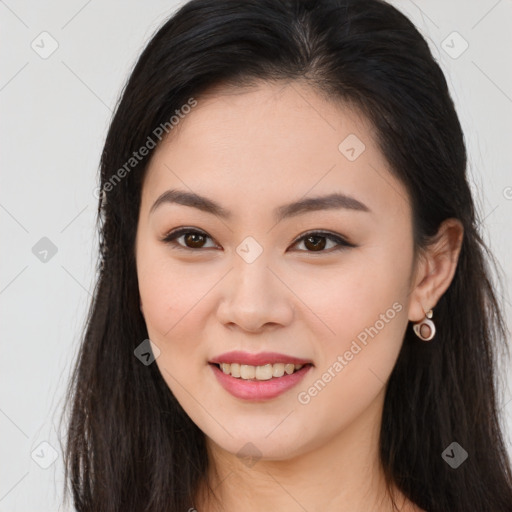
left=59, top=0, right=512, bottom=510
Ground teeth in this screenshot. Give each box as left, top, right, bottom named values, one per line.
left=230, top=363, right=241, bottom=378
left=284, top=363, right=295, bottom=375
left=255, top=364, right=273, bottom=380
left=218, top=362, right=305, bottom=380
left=240, top=364, right=255, bottom=379
left=272, top=363, right=285, bottom=377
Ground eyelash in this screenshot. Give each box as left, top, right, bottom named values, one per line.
left=161, top=227, right=355, bottom=254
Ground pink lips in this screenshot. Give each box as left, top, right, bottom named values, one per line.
left=209, top=351, right=314, bottom=401
left=209, top=350, right=313, bottom=366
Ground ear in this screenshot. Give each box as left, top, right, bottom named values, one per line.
left=408, top=218, right=464, bottom=322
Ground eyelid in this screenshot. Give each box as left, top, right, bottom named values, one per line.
left=161, top=227, right=356, bottom=252
left=161, top=227, right=219, bottom=249
left=289, top=229, right=355, bottom=250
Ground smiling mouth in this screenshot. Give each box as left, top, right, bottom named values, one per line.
left=210, top=362, right=313, bottom=381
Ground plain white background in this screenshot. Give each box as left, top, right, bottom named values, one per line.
left=1, top=1, right=511, bottom=510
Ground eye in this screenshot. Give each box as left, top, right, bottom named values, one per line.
left=161, top=228, right=355, bottom=253
left=161, top=227, right=218, bottom=250
left=290, top=230, right=355, bottom=253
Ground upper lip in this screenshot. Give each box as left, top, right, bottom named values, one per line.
left=209, top=351, right=313, bottom=366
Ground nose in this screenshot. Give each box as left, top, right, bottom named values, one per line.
left=216, top=254, right=294, bottom=333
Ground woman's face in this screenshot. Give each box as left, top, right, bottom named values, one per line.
left=135, top=81, right=417, bottom=461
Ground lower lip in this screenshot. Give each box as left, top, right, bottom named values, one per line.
left=210, top=363, right=313, bottom=401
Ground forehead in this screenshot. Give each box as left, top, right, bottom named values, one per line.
left=141, top=81, right=411, bottom=221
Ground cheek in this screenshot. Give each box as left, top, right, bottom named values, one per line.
left=292, top=261, right=410, bottom=435
left=293, top=258, right=408, bottom=337
left=137, top=267, right=213, bottom=391
left=137, top=254, right=212, bottom=398
left=139, top=274, right=191, bottom=340
left=137, top=247, right=210, bottom=340
left=289, top=246, right=412, bottom=374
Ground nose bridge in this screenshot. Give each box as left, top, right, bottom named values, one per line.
left=231, top=242, right=273, bottom=301
left=231, top=232, right=271, bottom=286
left=218, top=239, right=293, bottom=331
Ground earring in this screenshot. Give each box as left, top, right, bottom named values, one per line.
left=413, top=309, right=436, bottom=341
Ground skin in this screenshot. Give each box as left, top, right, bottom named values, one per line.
left=135, top=81, right=463, bottom=512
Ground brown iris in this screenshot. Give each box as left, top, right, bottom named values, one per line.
left=303, top=235, right=327, bottom=251
left=184, top=233, right=207, bottom=248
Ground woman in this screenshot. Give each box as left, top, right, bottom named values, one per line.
left=60, top=0, right=512, bottom=510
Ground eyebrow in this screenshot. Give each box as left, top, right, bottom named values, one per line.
left=149, top=188, right=371, bottom=221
